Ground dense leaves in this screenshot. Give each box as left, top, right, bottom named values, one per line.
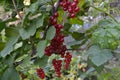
left=0, top=0, right=120, bottom=79
left=0, top=66, right=20, bottom=80
left=92, top=19, right=120, bottom=49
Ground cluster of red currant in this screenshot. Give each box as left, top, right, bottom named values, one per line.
left=37, top=68, right=45, bottom=79
left=52, top=59, right=62, bottom=77
left=64, top=52, right=72, bottom=69
left=37, top=0, right=79, bottom=79
left=60, top=0, right=79, bottom=18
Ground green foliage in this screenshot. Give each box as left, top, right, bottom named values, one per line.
left=92, top=19, right=120, bottom=49
left=70, top=18, right=84, bottom=25
left=0, top=66, right=20, bottom=80
left=19, top=15, right=44, bottom=40
left=0, top=20, right=6, bottom=32
left=0, top=0, right=120, bottom=79
left=72, top=32, right=85, bottom=40
left=37, top=40, right=47, bottom=58
left=87, top=45, right=113, bottom=66
left=0, top=27, right=19, bottom=57
left=34, top=56, right=48, bottom=68
left=98, top=68, right=120, bottom=80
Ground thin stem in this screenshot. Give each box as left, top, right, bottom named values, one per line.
left=29, top=37, right=36, bottom=56
left=51, top=0, right=55, bottom=13
left=90, top=5, right=118, bottom=23
left=12, top=0, right=22, bottom=20
left=42, top=0, right=60, bottom=40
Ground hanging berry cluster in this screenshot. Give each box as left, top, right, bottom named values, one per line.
left=60, top=0, right=80, bottom=18
left=37, top=68, right=45, bottom=79
left=52, top=59, right=62, bottom=77
left=37, top=0, right=79, bottom=79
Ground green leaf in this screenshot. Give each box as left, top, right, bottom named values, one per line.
left=78, top=0, right=85, bottom=7
left=46, top=26, right=56, bottom=40
left=57, top=10, right=64, bottom=23
left=0, top=20, right=6, bottom=32
left=38, top=0, right=51, bottom=5
left=29, top=2, right=39, bottom=13
left=92, top=25, right=120, bottom=49
left=34, top=56, right=48, bottom=68
left=98, top=19, right=117, bottom=28
left=2, top=55, right=14, bottom=66
left=63, top=23, right=72, bottom=31
left=70, top=17, right=83, bottom=25
left=19, top=26, right=36, bottom=40
left=0, top=45, right=13, bottom=57
left=0, top=42, right=5, bottom=51
left=0, top=66, right=20, bottom=80
left=19, top=15, right=44, bottom=40
left=31, top=15, right=44, bottom=28
left=87, top=58, right=104, bottom=72
left=72, top=32, right=85, bottom=40
left=36, top=40, right=47, bottom=58
left=0, top=27, right=19, bottom=57
left=20, top=55, right=31, bottom=67
left=87, top=45, right=113, bottom=66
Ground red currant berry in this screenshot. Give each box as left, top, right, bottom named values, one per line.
left=58, top=24, right=63, bottom=29
left=53, top=12, right=59, bottom=17
left=73, top=0, right=79, bottom=4
left=70, top=13, right=76, bottom=18
left=60, top=2, right=63, bottom=6
left=68, top=8, right=73, bottom=13
left=63, top=7, right=68, bottom=11
left=62, top=2, right=67, bottom=8
left=74, top=6, right=80, bottom=12
left=71, top=2, right=77, bottom=8
left=52, top=18, right=57, bottom=25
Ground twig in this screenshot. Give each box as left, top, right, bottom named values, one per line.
left=42, top=0, right=60, bottom=40
left=12, top=0, right=22, bottom=20
left=51, top=0, right=55, bottom=13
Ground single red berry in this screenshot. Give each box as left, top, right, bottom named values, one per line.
left=52, top=18, right=57, bottom=25
left=60, top=2, right=63, bottom=6
left=45, top=46, right=53, bottom=56
left=68, top=8, right=73, bottom=13
left=63, top=7, right=68, bottom=11
left=62, top=2, right=67, bottom=8
left=66, top=1, right=71, bottom=5
left=73, top=0, right=79, bottom=4
left=50, top=16, right=54, bottom=21
left=53, top=12, right=59, bottom=17
left=71, top=2, right=77, bottom=8
left=70, top=13, right=76, bottom=18
left=58, top=24, right=63, bottom=29
left=74, top=6, right=80, bottom=12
